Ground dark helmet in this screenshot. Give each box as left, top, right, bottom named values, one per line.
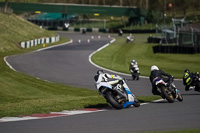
left=97, top=70, right=104, bottom=75
left=184, top=69, right=190, bottom=73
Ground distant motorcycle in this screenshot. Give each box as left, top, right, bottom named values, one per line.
left=94, top=75, right=140, bottom=109
left=126, top=34, right=134, bottom=43
left=130, top=67, right=140, bottom=80
left=184, top=73, right=200, bottom=92
left=154, top=76, right=183, bottom=103
left=191, top=75, right=200, bottom=92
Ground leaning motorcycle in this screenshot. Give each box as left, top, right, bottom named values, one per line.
left=192, top=75, right=200, bottom=91
left=154, top=76, right=183, bottom=103
left=94, top=76, right=140, bottom=109
left=126, top=35, right=134, bottom=43
left=130, top=67, right=140, bottom=80
left=184, top=73, right=200, bottom=92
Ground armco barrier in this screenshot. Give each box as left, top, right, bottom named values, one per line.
left=20, top=35, right=60, bottom=48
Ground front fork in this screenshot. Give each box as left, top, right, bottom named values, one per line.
left=171, top=83, right=179, bottom=98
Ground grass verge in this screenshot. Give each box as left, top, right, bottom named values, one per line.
left=0, top=37, right=110, bottom=117
left=91, top=34, right=200, bottom=79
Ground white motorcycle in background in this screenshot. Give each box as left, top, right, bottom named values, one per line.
left=130, top=67, right=140, bottom=80
left=126, top=34, right=134, bottom=43
left=94, top=74, right=140, bottom=109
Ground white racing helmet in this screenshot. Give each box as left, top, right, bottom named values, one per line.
left=151, top=65, right=159, bottom=71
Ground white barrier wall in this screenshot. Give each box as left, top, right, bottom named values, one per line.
left=20, top=35, right=60, bottom=48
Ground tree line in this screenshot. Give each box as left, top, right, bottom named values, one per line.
left=5, top=0, right=200, bottom=9
left=3, top=0, right=200, bottom=21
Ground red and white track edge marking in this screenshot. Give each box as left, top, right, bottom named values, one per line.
left=0, top=100, right=164, bottom=123
left=0, top=108, right=105, bottom=123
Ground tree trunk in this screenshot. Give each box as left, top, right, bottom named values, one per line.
left=4, top=0, right=9, bottom=13
left=146, top=0, right=149, bottom=9
left=162, top=0, right=166, bottom=24
left=119, top=0, right=123, bottom=6
left=102, top=0, right=105, bottom=5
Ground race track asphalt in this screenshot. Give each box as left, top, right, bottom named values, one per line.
left=1, top=32, right=200, bottom=133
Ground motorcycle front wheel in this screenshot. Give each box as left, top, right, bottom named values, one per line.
left=133, top=96, right=140, bottom=107
left=131, top=74, right=136, bottom=80
left=160, top=86, right=175, bottom=103
left=177, top=92, right=183, bottom=101
left=136, top=73, right=139, bottom=80
left=105, top=91, right=124, bottom=109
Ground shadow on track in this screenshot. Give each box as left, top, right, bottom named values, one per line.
left=85, top=103, right=111, bottom=109
left=182, top=93, right=200, bottom=96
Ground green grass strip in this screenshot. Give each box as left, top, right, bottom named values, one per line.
left=91, top=34, right=200, bottom=79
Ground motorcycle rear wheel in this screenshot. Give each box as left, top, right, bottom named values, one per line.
left=195, top=82, right=200, bottom=92
left=105, top=91, right=124, bottom=109
left=161, top=86, right=175, bottom=103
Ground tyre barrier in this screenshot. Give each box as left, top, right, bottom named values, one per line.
left=148, top=37, right=161, bottom=43
left=153, top=45, right=200, bottom=54
left=20, top=35, right=60, bottom=48
left=148, top=37, right=176, bottom=44
left=110, top=29, right=156, bottom=33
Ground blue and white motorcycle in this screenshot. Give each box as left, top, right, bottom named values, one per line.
left=94, top=73, right=140, bottom=109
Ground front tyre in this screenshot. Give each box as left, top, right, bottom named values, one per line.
left=160, top=86, right=175, bottom=103
left=133, top=97, right=140, bottom=107
left=136, top=73, right=139, bottom=80
left=177, top=92, right=183, bottom=101
left=131, top=73, right=135, bottom=80
left=105, top=91, right=123, bottom=109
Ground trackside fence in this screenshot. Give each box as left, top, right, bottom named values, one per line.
left=20, top=35, right=60, bottom=48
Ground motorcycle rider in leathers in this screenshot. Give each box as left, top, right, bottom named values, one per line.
left=183, top=69, right=200, bottom=91
left=129, top=60, right=139, bottom=73
left=149, top=65, right=173, bottom=95
left=129, top=59, right=140, bottom=80
left=94, top=70, right=123, bottom=87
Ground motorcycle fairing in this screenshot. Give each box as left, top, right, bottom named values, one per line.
left=96, top=82, right=112, bottom=90
left=134, top=67, right=139, bottom=71
left=127, top=94, right=135, bottom=102
left=154, top=79, right=167, bottom=86
left=125, top=88, right=132, bottom=94
left=123, top=91, right=135, bottom=108
left=123, top=101, right=134, bottom=108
